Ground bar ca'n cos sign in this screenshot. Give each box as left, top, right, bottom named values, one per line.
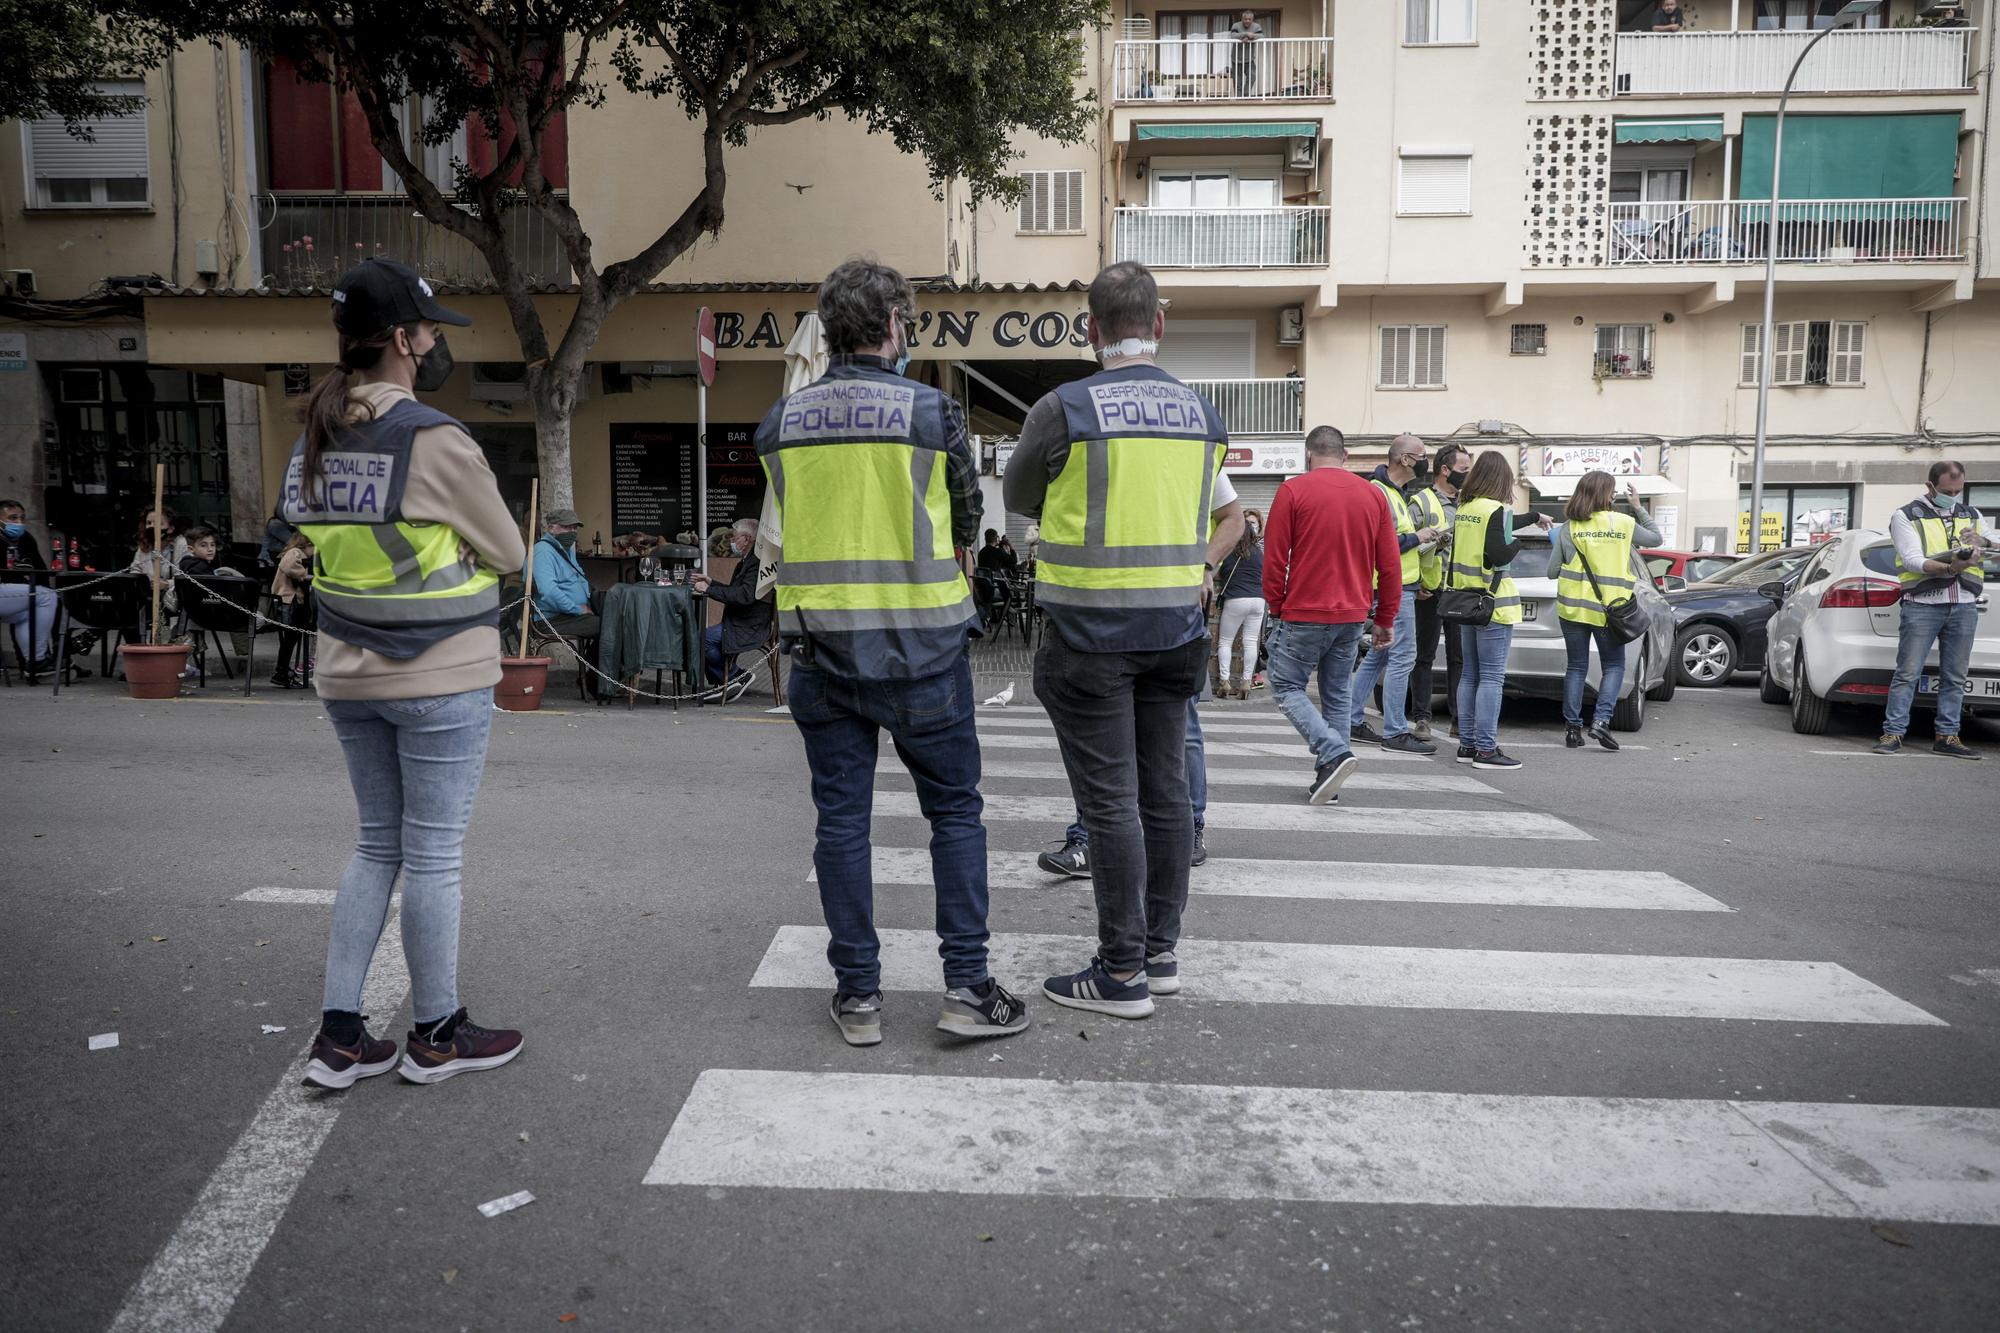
left=709, top=307, right=1092, bottom=355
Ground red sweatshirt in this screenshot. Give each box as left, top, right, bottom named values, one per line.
left=1261, top=465, right=1403, bottom=626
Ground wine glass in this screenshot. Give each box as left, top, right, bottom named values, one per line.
left=639, top=555, right=657, bottom=583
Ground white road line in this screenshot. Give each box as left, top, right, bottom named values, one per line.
left=645, top=1069, right=2000, bottom=1225
left=875, top=790, right=1592, bottom=841
left=109, top=918, right=409, bottom=1333
left=857, top=846, right=1732, bottom=912
left=1811, top=750, right=1877, bottom=757
left=750, top=925, right=1940, bottom=1024
left=235, top=887, right=337, bottom=905
left=974, top=731, right=1442, bottom=763
left=888, top=758, right=1497, bottom=796
left=978, top=715, right=1651, bottom=751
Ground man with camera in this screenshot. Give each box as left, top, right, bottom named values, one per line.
left=1875, top=461, right=1991, bottom=759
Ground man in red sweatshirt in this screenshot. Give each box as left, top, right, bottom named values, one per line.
left=1262, top=425, right=1403, bottom=804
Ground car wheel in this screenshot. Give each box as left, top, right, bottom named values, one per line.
left=1674, top=626, right=1737, bottom=688
left=1789, top=646, right=1830, bottom=735
left=1759, top=661, right=1790, bottom=705
left=1610, top=648, right=1647, bottom=732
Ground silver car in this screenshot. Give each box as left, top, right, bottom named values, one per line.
left=1428, top=535, right=1676, bottom=731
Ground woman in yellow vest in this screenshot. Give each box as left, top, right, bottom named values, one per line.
left=282, top=260, right=527, bottom=1090
left=1555, top=471, right=1663, bottom=752
left=1449, top=452, right=1550, bottom=770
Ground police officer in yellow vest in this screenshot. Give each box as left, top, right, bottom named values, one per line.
left=756, top=258, right=1029, bottom=1047
left=1876, top=460, right=1992, bottom=758
left=1004, top=261, right=1244, bottom=1019
left=1350, top=434, right=1445, bottom=754
left=1554, top=471, right=1663, bottom=752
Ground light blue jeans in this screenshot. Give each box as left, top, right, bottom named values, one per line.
left=0, top=582, right=59, bottom=662
left=1269, top=618, right=1364, bottom=767
left=1350, top=588, right=1417, bottom=737
left=1884, top=599, right=1979, bottom=739
left=322, top=689, right=494, bottom=1023
left=1457, top=623, right=1515, bottom=754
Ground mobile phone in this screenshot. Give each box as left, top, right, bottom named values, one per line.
left=1953, top=547, right=1976, bottom=562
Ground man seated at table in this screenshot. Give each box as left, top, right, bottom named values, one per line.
left=975, top=528, right=1014, bottom=574
left=2, top=497, right=63, bottom=671
left=533, top=508, right=602, bottom=644
left=690, top=517, right=771, bottom=698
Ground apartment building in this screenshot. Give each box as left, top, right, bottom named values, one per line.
left=2, top=0, right=1996, bottom=561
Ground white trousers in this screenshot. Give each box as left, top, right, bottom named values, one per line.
left=1217, top=596, right=1267, bottom=684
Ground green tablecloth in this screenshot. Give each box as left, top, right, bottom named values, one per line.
left=596, top=582, right=702, bottom=697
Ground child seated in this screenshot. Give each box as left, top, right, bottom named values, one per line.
left=177, top=526, right=248, bottom=578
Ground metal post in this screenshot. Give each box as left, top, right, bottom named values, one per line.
left=697, top=377, right=709, bottom=577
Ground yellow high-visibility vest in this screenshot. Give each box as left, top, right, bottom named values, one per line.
left=1372, top=478, right=1420, bottom=590
left=1557, top=510, right=1638, bottom=627
left=1449, top=496, right=1522, bottom=627
left=1408, top=485, right=1448, bottom=591
left=1894, top=498, right=1986, bottom=599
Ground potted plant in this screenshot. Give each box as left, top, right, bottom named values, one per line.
left=121, top=466, right=189, bottom=698
left=497, top=479, right=551, bottom=712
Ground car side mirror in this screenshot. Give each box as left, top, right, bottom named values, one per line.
left=1660, top=575, right=1688, bottom=592
left=1757, top=580, right=1788, bottom=602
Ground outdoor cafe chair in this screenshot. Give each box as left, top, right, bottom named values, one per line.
left=176, top=574, right=264, bottom=695
left=52, top=571, right=152, bottom=696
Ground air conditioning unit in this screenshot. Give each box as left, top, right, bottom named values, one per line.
left=469, top=363, right=529, bottom=403
left=1277, top=306, right=1304, bottom=346
left=1287, top=138, right=1316, bottom=170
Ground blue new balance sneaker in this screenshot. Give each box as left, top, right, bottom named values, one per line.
left=1042, top=958, right=1155, bottom=1018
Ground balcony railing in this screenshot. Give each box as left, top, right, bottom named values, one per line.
left=1185, top=378, right=1305, bottom=437
left=1602, top=197, right=1966, bottom=265
left=260, top=194, right=573, bottom=289
left=1113, top=37, right=1332, bottom=103
left=1113, top=206, right=1330, bottom=268
left=1614, top=28, right=1974, bottom=97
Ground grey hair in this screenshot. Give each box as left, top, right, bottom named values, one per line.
left=1390, top=433, right=1425, bottom=461
left=1087, top=261, right=1159, bottom=341
left=1305, top=425, right=1346, bottom=458
left=732, top=517, right=759, bottom=536
left=819, top=257, right=915, bottom=354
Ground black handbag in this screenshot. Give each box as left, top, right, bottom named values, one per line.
left=1575, top=542, right=1650, bottom=644
left=1438, top=567, right=1502, bottom=627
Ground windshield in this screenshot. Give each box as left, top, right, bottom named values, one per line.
left=1703, top=549, right=1806, bottom=588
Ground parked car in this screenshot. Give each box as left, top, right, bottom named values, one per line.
left=1643, top=549, right=1743, bottom=591
left=1426, top=535, right=1676, bottom=730
left=1759, top=529, right=2000, bottom=735
left=1663, top=546, right=1816, bottom=687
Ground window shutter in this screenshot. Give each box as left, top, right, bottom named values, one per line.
left=1055, top=170, right=1083, bottom=232
left=1019, top=170, right=1082, bottom=233
left=1831, top=321, right=1865, bottom=385
left=1379, top=326, right=1412, bottom=387
left=1773, top=321, right=1808, bottom=386
left=1397, top=155, right=1471, bottom=215
left=1413, top=325, right=1446, bottom=387
left=28, top=80, right=149, bottom=180
left=1740, top=323, right=1762, bottom=385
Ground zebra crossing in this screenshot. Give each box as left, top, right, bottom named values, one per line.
left=646, top=700, right=2000, bottom=1228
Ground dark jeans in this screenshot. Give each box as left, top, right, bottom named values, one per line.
left=788, top=654, right=989, bottom=995
left=1410, top=589, right=1462, bottom=723
left=1560, top=618, right=1628, bottom=729
left=702, top=625, right=750, bottom=685
left=1036, top=631, right=1208, bottom=972
left=1065, top=697, right=1208, bottom=842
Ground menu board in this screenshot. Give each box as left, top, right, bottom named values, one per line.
left=609, top=422, right=764, bottom=538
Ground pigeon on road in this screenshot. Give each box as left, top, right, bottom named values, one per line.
left=982, top=682, right=1015, bottom=708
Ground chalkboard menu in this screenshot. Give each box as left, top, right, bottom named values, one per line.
left=609, top=421, right=764, bottom=539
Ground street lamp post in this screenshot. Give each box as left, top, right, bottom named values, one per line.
left=1747, top=0, right=1882, bottom=554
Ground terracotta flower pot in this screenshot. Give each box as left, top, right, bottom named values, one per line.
left=495, top=656, right=552, bottom=712
left=120, top=643, right=190, bottom=700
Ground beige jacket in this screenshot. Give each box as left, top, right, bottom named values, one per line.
left=312, top=382, right=526, bottom=701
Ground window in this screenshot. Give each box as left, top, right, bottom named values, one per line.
left=1396, top=152, right=1471, bottom=215
left=1018, top=169, right=1086, bottom=234
left=24, top=80, right=149, bottom=209
left=1406, top=0, right=1477, bottom=44
left=1593, top=324, right=1654, bottom=379
left=1510, top=323, right=1548, bottom=356
left=1740, top=321, right=1865, bottom=387
left=1379, top=325, right=1447, bottom=389
left=1154, top=11, right=1281, bottom=76
left=1609, top=166, right=1690, bottom=205
left=1965, top=484, right=2000, bottom=519
left=1753, top=1, right=1885, bottom=30
left=1149, top=167, right=1279, bottom=209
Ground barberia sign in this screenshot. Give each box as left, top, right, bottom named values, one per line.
left=708, top=306, right=1092, bottom=353
left=1542, top=444, right=1643, bottom=476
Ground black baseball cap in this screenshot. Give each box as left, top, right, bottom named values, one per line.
left=331, top=258, right=472, bottom=336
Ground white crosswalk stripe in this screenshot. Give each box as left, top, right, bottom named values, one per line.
left=885, top=757, right=1498, bottom=795
left=977, top=712, right=1651, bottom=750
left=974, top=731, right=1438, bottom=762
left=647, top=1069, right=2000, bottom=1225
left=875, top=790, right=1593, bottom=840
left=853, top=846, right=1732, bottom=911
left=749, top=925, right=1940, bottom=1025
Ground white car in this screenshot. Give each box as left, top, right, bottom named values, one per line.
left=1757, top=529, right=2000, bottom=735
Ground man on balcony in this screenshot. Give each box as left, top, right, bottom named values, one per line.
left=1229, top=10, right=1263, bottom=97
left=1650, top=0, right=1686, bottom=32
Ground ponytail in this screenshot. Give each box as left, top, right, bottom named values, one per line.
left=296, top=319, right=413, bottom=499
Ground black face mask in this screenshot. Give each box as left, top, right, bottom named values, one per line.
left=413, top=332, right=456, bottom=392
left=1407, top=459, right=1431, bottom=482
left=1445, top=468, right=1469, bottom=490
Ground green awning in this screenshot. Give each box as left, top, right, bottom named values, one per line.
left=1615, top=117, right=1723, bottom=145
left=1740, top=112, right=1960, bottom=200
left=1135, top=121, right=1317, bottom=141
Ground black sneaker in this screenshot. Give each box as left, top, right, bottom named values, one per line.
left=302, top=1020, right=398, bottom=1090
left=829, top=991, right=883, bottom=1046
left=1382, top=732, right=1437, bottom=755
left=1587, top=724, right=1621, bottom=753
left=397, top=1009, right=524, bottom=1084
left=1309, top=753, right=1358, bottom=805
left=1454, top=744, right=1477, bottom=764
left=1872, top=733, right=1904, bottom=755
left=1145, top=950, right=1181, bottom=996
left=1934, top=735, right=1983, bottom=760
left=1043, top=957, right=1155, bottom=1018
left=721, top=671, right=755, bottom=703
left=1565, top=725, right=1585, bottom=748
left=1037, top=836, right=1091, bottom=879
left=938, top=980, right=1031, bottom=1038
left=1472, top=749, right=1523, bottom=770
left=1350, top=720, right=1385, bottom=746
left=269, top=671, right=297, bottom=690
left=1190, top=826, right=1208, bottom=868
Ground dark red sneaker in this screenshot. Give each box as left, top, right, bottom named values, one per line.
left=302, top=1024, right=399, bottom=1090
left=397, top=1009, right=524, bottom=1084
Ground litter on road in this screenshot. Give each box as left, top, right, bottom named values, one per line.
left=477, top=1190, right=536, bottom=1219
left=87, top=1033, right=119, bottom=1051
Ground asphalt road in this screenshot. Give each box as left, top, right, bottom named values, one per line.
left=4, top=658, right=1998, bottom=1332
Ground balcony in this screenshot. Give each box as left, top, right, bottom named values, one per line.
left=1185, top=378, right=1305, bottom=437
left=1602, top=197, right=1966, bottom=266
left=260, top=194, right=572, bottom=290
left=1113, top=38, right=1332, bottom=104
left=1113, top=206, right=1330, bottom=268
left=1614, top=28, right=1974, bottom=97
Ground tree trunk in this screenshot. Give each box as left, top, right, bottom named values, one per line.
left=528, top=359, right=589, bottom=516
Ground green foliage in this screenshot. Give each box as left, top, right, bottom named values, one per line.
left=0, top=0, right=172, bottom=130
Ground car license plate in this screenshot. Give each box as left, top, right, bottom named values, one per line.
left=1520, top=601, right=1539, bottom=622
left=1918, top=676, right=2000, bottom=697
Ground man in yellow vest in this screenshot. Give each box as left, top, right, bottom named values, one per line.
left=1875, top=460, right=1991, bottom=758
left=1350, top=434, right=1445, bottom=754
left=1407, top=441, right=1467, bottom=741
left=1004, top=261, right=1243, bottom=1019
left=756, top=258, right=1030, bottom=1045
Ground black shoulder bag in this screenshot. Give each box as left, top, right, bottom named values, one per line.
left=1438, top=567, right=1501, bottom=627
left=1575, top=538, right=1650, bottom=644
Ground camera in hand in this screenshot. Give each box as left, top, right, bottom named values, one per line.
left=1953, top=547, right=1977, bottom=562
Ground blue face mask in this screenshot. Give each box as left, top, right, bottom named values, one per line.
left=892, top=330, right=912, bottom=378
left=2, top=522, right=24, bottom=539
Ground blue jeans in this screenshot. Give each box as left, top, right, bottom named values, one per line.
left=788, top=655, right=989, bottom=994
left=1268, top=619, right=1364, bottom=767
left=322, top=689, right=494, bottom=1024
left=1457, top=623, right=1514, bottom=754
left=1884, top=599, right=1979, bottom=738
left=702, top=625, right=746, bottom=685
left=1560, top=618, right=1627, bottom=728
left=1066, top=698, right=1207, bottom=842
left=1350, top=588, right=1418, bottom=736
left=0, top=582, right=59, bottom=662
